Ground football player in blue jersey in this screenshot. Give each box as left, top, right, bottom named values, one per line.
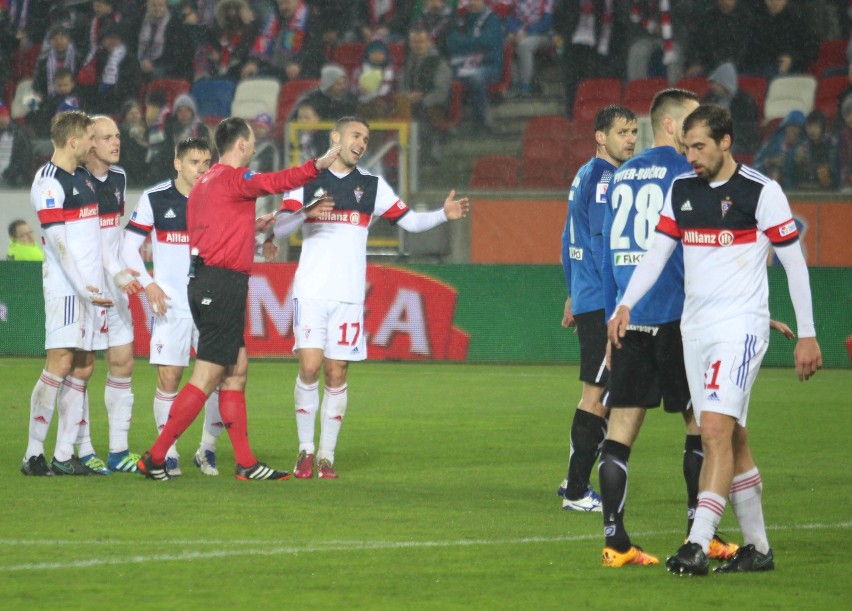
left=557, top=105, right=637, bottom=511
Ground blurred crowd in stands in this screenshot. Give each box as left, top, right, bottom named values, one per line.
left=0, top=0, right=851, bottom=192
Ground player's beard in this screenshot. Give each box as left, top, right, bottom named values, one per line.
left=695, top=154, right=724, bottom=182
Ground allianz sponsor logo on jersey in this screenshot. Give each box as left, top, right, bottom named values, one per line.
left=99, top=213, right=121, bottom=228
left=77, top=203, right=99, bottom=219
left=313, top=209, right=365, bottom=226
left=155, top=228, right=190, bottom=243
left=682, top=228, right=735, bottom=247
left=164, top=231, right=190, bottom=243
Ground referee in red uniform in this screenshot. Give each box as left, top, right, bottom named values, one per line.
left=138, top=117, right=340, bottom=480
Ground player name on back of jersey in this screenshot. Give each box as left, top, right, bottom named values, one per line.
left=614, top=165, right=669, bottom=183
left=155, top=228, right=190, bottom=243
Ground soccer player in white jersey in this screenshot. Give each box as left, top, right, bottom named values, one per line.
left=77, top=115, right=144, bottom=474
left=265, top=116, right=470, bottom=479
left=122, top=137, right=225, bottom=476
left=608, top=104, right=822, bottom=576
left=22, top=110, right=114, bottom=476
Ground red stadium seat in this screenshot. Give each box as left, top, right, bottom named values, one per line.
left=12, top=43, right=41, bottom=81
left=622, top=78, right=669, bottom=115
left=143, top=78, right=191, bottom=109
left=814, top=75, right=849, bottom=122
left=275, top=78, right=320, bottom=139
left=488, top=42, right=513, bottom=96
left=331, top=42, right=366, bottom=78
left=388, top=42, right=406, bottom=69
left=738, top=75, right=768, bottom=120
left=573, top=78, right=623, bottom=124
left=470, top=155, right=520, bottom=188
left=433, top=80, right=464, bottom=134
left=676, top=76, right=711, bottom=100
left=523, top=116, right=571, bottom=142
left=808, top=39, right=848, bottom=77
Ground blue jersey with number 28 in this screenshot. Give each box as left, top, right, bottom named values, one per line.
left=602, top=146, right=690, bottom=324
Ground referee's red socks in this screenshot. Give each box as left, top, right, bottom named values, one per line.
left=149, top=383, right=207, bottom=463
left=219, top=390, right=257, bottom=467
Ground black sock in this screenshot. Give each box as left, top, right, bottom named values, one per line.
left=683, top=434, right=703, bottom=537
left=599, top=439, right=631, bottom=552
left=565, top=409, right=607, bottom=499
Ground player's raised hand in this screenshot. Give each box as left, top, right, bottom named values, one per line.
left=562, top=297, right=576, bottom=329
left=315, top=145, right=342, bottom=171
left=145, top=283, right=169, bottom=316
left=794, top=336, right=822, bottom=381
left=607, top=305, right=631, bottom=349
left=443, top=190, right=470, bottom=220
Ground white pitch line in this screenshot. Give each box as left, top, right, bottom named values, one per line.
left=0, top=522, right=848, bottom=572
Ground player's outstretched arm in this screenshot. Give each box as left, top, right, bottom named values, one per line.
left=443, top=189, right=470, bottom=220
left=314, top=145, right=341, bottom=171
left=794, top=337, right=822, bottom=381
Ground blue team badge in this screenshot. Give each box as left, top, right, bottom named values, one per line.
left=44, top=189, right=56, bottom=208
left=131, top=209, right=138, bottom=220
left=354, top=186, right=364, bottom=204
left=720, top=197, right=733, bottom=218
left=243, top=170, right=256, bottom=180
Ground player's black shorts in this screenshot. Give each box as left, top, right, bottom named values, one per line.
left=574, top=309, right=608, bottom=386
left=189, top=263, right=248, bottom=366
left=604, top=320, right=691, bottom=413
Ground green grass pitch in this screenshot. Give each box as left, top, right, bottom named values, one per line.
left=1, top=357, right=850, bottom=609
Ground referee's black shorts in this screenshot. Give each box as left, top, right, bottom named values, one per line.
left=574, top=309, right=608, bottom=387
left=604, top=320, right=691, bottom=413
left=189, top=263, right=248, bottom=366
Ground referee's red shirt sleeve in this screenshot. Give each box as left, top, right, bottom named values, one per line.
left=240, top=160, right=320, bottom=198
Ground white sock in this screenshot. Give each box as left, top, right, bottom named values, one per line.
left=730, top=467, right=770, bottom=554
left=75, top=390, right=95, bottom=458
left=688, top=491, right=727, bottom=553
left=56, top=376, right=87, bottom=461
left=26, top=370, right=63, bottom=459
left=200, top=388, right=224, bottom=453
left=105, top=375, right=133, bottom=454
left=294, top=377, right=319, bottom=455
left=154, top=387, right=180, bottom=459
left=318, top=384, right=347, bottom=464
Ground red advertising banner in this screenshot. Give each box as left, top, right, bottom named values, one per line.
left=129, top=263, right=469, bottom=361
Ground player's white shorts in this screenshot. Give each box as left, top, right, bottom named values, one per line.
left=106, top=293, right=134, bottom=347
left=149, top=315, right=198, bottom=367
left=683, top=334, right=768, bottom=427
left=44, top=294, right=86, bottom=350
left=44, top=294, right=109, bottom=351
left=293, top=297, right=367, bottom=361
